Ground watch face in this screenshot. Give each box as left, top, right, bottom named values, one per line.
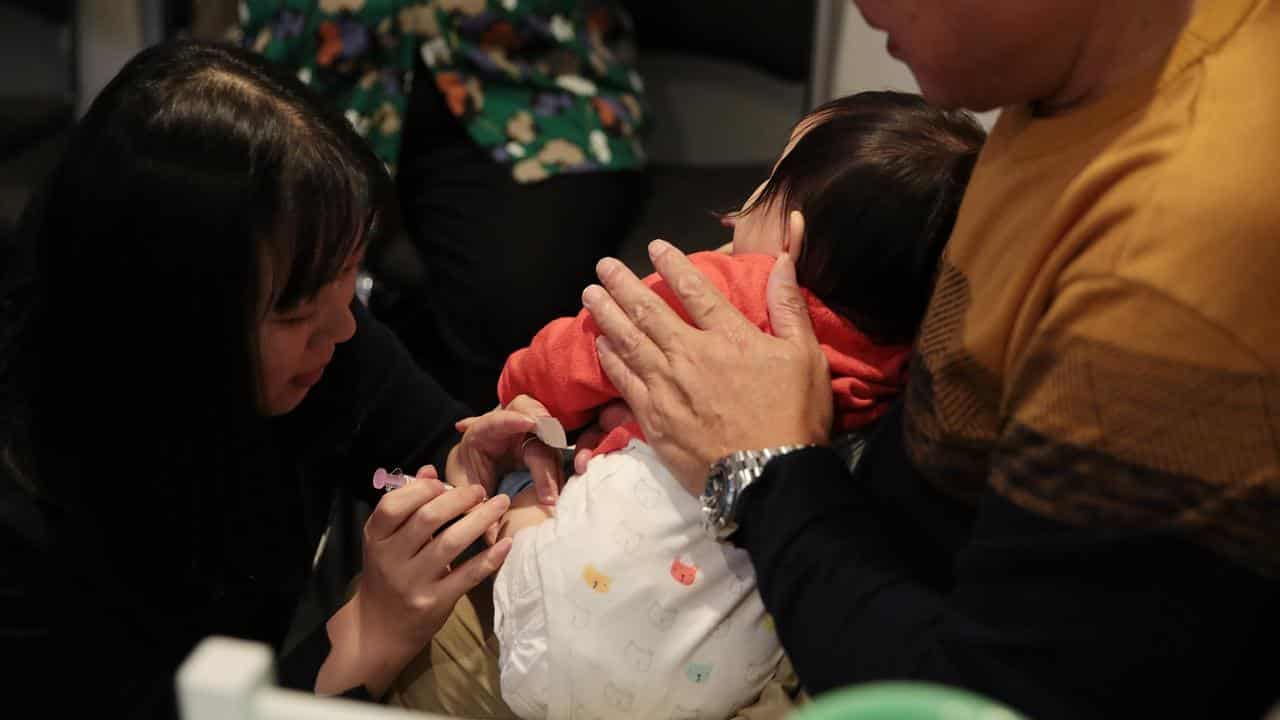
left=702, top=470, right=727, bottom=538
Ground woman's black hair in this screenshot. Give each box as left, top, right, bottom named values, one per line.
left=0, top=41, right=388, bottom=584
left=740, top=91, right=986, bottom=345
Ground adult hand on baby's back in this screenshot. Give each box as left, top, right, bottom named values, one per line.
left=584, top=240, right=832, bottom=494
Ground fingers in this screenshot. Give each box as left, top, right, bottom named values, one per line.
left=522, top=437, right=564, bottom=504
left=416, top=464, right=439, bottom=480
left=388, top=484, right=489, bottom=560
left=364, top=478, right=448, bottom=542
left=500, top=395, right=563, bottom=503
left=454, top=402, right=502, bottom=433
left=587, top=257, right=680, bottom=364
left=416, top=494, right=511, bottom=572
left=436, top=537, right=513, bottom=601
left=765, top=250, right=818, bottom=344
left=573, top=448, right=594, bottom=476
left=595, top=336, right=651, bottom=419
left=572, top=424, right=605, bottom=476
left=471, top=407, right=540, bottom=435
left=503, top=394, right=551, bottom=420
left=783, top=209, right=806, bottom=257
left=647, top=240, right=753, bottom=333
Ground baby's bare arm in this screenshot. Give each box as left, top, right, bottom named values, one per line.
left=497, top=487, right=554, bottom=541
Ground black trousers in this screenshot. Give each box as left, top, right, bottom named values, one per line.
left=385, top=62, right=648, bottom=413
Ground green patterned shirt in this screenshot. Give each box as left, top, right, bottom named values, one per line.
left=239, top=0, right=647, bottom=182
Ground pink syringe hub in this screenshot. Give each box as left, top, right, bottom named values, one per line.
left=372, top=467, right=407, bottom=492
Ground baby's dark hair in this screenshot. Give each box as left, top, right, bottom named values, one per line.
left=744, top=91, right=986, bottom=345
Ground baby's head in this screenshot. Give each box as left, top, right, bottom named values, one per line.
left=728, top=91, right=986, bottom=345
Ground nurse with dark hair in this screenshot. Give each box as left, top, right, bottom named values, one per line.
left=0, top=40, right=563, bottom=716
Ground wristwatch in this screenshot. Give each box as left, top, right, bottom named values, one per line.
left=701, top=445, right=813, bottom=541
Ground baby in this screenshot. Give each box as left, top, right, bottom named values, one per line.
left=491, top=92, right=985, bottom=719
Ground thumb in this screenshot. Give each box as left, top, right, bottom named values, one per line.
left=766, top=250, right=816, bottom=343
left=504, top=394, right=552, bottom=421
left=469, top=410, right=537, bottom=446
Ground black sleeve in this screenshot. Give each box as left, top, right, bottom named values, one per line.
left=0, top=479, right=191, bottom=718
left=288, top=302, right=469, bottom=505
left=735, top=404, right=1279, bottom=720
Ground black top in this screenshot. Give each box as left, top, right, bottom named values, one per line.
left=0, top=302, right=467, bottom=717
left=737, top=402, right=1280, bottom=719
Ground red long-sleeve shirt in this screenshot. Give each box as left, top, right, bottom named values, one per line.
left=498, top=252, right=911, bottom=455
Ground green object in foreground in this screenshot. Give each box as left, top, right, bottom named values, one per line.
left=793, top=682, right=1026, bottom=720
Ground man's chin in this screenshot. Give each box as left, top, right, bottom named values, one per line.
left=917, top=78, right=1005, bottom=114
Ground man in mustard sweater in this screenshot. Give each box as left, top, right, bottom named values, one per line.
left=580, top=0, right=1280, bottom=717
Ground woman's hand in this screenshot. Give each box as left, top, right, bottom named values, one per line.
left=316, top=468, right=512, bottom=697
left=582, top=239, right=832, bottom=494
left=449, top=395, right=566, bottom=505
left=464, top=399, right=634, bottom=479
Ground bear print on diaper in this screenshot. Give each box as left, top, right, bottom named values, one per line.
left=582, top=564, right=612, bottom=593
left=611, top=523, right=642, bottom=552
left=670, top=556, right=698, bottom=586
left=569, top=599, right=593, bottom=628
left=685, top=662, right=714, bottom=684
left=632, top=476, right=661, bottom=508
left=670, top=706, right=701, bottom=720
left=648, top=599, right=676, bottom=630
left=604, top=682, right=635, bottom=711
left=624, top=640, right=653, bottom=672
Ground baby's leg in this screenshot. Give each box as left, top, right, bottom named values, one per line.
left=386, top=586, right=518, bottom=718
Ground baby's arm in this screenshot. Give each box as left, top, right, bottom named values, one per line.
left=497, top=253, right=750, bottom=431
left=497, top=487, right=553, bottom=542
left=498, top=312, right=617, bottom=430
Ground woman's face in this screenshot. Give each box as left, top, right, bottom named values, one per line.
left=256, top=251, right=363, bottom=416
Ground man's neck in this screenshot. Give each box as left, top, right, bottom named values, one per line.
left=1034, top=0, right=1197, bottom=116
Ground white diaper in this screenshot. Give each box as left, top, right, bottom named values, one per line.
left=493, top=440, right=783, bottom=720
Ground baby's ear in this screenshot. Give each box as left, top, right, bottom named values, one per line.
left=783, top=210, right=806, bottom=258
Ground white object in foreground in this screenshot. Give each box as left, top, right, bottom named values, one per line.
left=177, top=636, right=455, bottom=720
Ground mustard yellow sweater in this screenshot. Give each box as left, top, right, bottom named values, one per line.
left=906, top=0, right=1280, bottom=578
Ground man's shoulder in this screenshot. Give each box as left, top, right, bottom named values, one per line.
left=1066, top=52, right=1280, bottom=368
